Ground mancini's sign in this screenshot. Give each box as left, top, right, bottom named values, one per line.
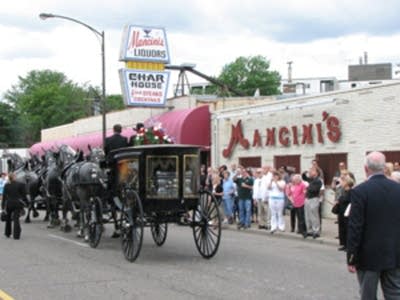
left=119, top=25, right=170, bottom=63
left=119, top=24, right=171, bottom=107
left=119, top=69, right=170, bottom=107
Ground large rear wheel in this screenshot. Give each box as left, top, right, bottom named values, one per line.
left=192, top=191, right=221, bottom=258
left=120, top=190, right=144, bottom=262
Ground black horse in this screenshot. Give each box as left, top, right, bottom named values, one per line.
left=3, top=152, right=40, bottom=223
left=42, top=149, right=63, bottom=228
left=63, top=146, right=107, bottom=244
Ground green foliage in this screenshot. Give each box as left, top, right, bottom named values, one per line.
left=106, top=94, right=125, bottom=112
left=0, top=102, right=22, bottom=147
left=217, top=55, right=281, bottom=96
left=4, top=70, right=91, bottom=145
left=132, top=125, right=172, bottom=145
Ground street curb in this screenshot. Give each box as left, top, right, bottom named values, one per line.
left=222, top=225, right=339, bottom=247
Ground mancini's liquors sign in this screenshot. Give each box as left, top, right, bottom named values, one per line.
left=119, top=25, right=171, bottom=107
left=119, top=25, right=170, bottom=63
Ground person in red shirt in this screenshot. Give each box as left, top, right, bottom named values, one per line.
left=286, top=174, right=308, bottom=237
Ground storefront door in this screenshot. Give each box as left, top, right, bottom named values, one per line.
left=316, top=153, right=348, bottom=185
left=274, top=155, right=301, bottom=174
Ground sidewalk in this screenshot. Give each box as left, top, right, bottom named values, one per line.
left=223, top=214, right=340, bottom=247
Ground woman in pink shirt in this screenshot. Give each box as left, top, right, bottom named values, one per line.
left=286, top=174, right=308, bottom=238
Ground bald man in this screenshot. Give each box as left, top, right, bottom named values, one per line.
left=347, top=151, right=400, bottom=300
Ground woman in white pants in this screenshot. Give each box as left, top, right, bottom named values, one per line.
left=268, top=171, right=286, bottom=233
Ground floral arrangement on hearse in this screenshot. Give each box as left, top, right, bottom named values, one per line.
left=132, top=123, right=173, bottom=145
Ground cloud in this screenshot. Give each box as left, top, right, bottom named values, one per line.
left=4, top=0, right=400, bottom=43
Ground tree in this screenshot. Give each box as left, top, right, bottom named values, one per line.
left=217, top=55, right=281, bottom=96
left=0, top=102, right=22, bottom=147
left=4, top=70, right=91, bottom=145
left=106, top=94, right=125, bottom=112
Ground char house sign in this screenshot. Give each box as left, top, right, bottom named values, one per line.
left=223, top=111, right=341, bottom=158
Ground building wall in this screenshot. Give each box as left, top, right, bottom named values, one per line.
left=212, top=82, right=400, bottom=216
left=280, top=77, right=338, bottom=95
left=213, top=82, right=400, bottom=181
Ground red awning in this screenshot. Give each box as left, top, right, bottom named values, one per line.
left=144, top=105, right=210, bottom=147
left=29, top=105, right=210, bottom=156
left=29, top=128, right=135, bottom=156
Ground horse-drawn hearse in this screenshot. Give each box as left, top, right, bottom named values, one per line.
left=3, top=144, right=221, bottom=262
left=87, top=144, right=222, bottom=262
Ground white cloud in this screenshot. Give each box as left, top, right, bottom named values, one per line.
left=1, top=0, right=400, bottom=100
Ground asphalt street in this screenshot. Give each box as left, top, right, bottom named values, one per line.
left=0, top=217, right=360, bottom=300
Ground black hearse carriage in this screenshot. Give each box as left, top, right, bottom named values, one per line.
left=97, top=144, right=221, bottom=262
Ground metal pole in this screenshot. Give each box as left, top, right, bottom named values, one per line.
left=101, top=31, right=106, bottom=148
left=39, top=13, right=107, bottom=148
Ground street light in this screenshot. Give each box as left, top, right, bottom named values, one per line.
left=39, top=13, right=107, bottom=149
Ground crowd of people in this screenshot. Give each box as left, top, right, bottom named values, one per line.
left=201, top=160, right=323, bottom=239
left=201, top=158, right=400, bottom=244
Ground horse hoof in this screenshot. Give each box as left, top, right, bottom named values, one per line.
left=25, top=219, right=31, bottom=224
left=33, top=211, right=39, bottom=218
left=47, top=223, right=55, bottom=229
left=64, top=225, right=72, bottom=233
left=43, top=217, right=49, bottom=222
left=111, top=231, right=120, bottom=238
left=84, top=235, right=89, bottom=242
left=76, top=230, right=83, bottom=238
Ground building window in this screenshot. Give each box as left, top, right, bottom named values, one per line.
left=238, top=156, right=261, bottom=169
left=274, top=155, right=301, bottom=174
left=367, top=151, right=400, bottom=165
left=315, top=153, right=348, bottom=186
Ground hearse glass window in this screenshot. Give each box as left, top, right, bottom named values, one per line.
left=184, top=154, right=199, bottom=198
left=117, top=158, right=139, bottom=190
left=146, top=156, right=179, bottom=198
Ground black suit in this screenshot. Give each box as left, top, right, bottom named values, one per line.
left=2, top=181, right=27, bottom=239
left=347, top=174, right=400, bottom=299
left=104, top=133, right=128, bottom=158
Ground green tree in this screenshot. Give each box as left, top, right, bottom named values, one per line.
left=217, top=55, right=281, bottom=96
left=106, top=94, right=125, bottom=112
left=0, top=102, right=22, bottom=147
left=4, top=70, right=91, bottom=145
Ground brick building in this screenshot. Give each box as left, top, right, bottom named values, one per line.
left=211, top=82, right=400, bottom=215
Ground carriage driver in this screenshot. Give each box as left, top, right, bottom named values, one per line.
left=104, top=124, right=129, bottom=238
left=104, top=124, right=129, bottom=159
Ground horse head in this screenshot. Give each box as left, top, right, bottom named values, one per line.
left=87, top=147, right=105, bottom=165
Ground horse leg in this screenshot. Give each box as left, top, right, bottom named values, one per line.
left=61, top=199, right=72, bottom=233
left=110, top=202, right=120, bottom=238
left=24, top=195, right=31, bottom=223
left=76, top=203, right=85, bottom=238
left=47, top=197, right=59, bottom=228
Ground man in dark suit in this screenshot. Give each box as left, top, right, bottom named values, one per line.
left=104, top=124, right=128, bottom=238
left=104, top=124, right=128, bottom=159
left=347, top=151, right=400, bottom=299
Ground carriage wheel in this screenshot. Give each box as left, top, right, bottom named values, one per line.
left=192, top=190, right=221, bottom=259
left=120, top=190, right=144, bottom=262
left=88, top=197, right=103, bottom=248
left=150, top=221, right=168, bottom=246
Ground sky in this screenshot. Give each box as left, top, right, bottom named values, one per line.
left=1, top=0, right=400, bottom=99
